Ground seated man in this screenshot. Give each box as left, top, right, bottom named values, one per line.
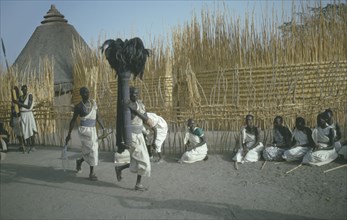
left=179, top=118, right=208, bottom=163
left=0, top=121, right=9, bottom=153
left=302, top=112, right=338, bottom=166
left=283, top=117, right=314, bottom=162
left=263, top=116, right=292, bottom=161
left=233, top=114, right=264, bottom=163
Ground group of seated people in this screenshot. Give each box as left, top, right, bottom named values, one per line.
left=233, top=109, right=347, bottom=166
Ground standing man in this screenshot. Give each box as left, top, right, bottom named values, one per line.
left=65, top=87, right=105, bottom=181
left=13, top=85, right=37, bottom=153
left=115, top=87, right=151, bottom=191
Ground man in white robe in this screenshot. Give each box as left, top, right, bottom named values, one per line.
left=115, top=87, right=151, bottom=191
left=13, top=85, right=37, bottom=153
left=66, top=87, right=105, bottom=181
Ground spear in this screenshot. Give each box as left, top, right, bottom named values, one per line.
left=1, top=37, right=10, bottom=71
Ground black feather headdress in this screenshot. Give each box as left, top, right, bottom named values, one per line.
left=101, top=37, right=150, bottom=79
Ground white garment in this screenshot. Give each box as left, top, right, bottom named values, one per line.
left=129, top=133, right=151, bottom=176
left=283, top=146, right=310, bottom=162
left=146, top=112, right=168, bottom=153
left=338, top=145, right=347, bottom=160
left=233, top=127, right=264, bottom=163
left=283, top=128, right=311, bottom=162
left=78, top=100, right=98, bottom=166
left=180, top=127, right=208, bottom=163
left=114, top=149, right=130, bottom=164
left=302, top=126, right=338, bottom=166
left=129, top=101, right=151, bottom=176
left=20, top=93, right=37, bottom=139
left=0, top=138, right=7, bottom=151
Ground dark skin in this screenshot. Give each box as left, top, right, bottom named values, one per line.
left=184, top=119, right=206, bottom=151
left=13, top=86, right=35, bottom=150
left=313, top=117, right=335, bottom=152
left=325, top=111, right=342, bottom=142
left=242, top=115, right=260, bottom=156
left=65, top=88, right=105, bottom=179
left=116, top=88, right=148, bottom=189
left=291, top=121, right=314, bottom=148
left=141, top=121, right=160, bottom=160
left=272, top=117, right=292, bottom=148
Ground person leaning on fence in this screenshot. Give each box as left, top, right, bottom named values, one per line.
left=282, top=117, right=315, bottom=162
left=232, top=114, right=264, bottom=164
left=302, top=112, right=339, bottom=166
left=12, top=85, right=38, bottom=153
left=178, top=118, right=208, bottom=164
left=115, top=87, right=151, bottom=191
left=142, top=112, right=168, bottom=163
left=65, top=87, right=106, bottom=181
left=263, top=116, right=292, bottom=161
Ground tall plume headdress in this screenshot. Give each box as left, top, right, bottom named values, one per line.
left=101, top=37, right=150, bottom=152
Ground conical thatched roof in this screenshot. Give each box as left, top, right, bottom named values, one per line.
left=13, top=4, right=92, bottom=94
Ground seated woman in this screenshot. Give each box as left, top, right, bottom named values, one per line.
left=233, top=114, right=264, bottom=163
left=283, top=117, right=314, bottom=162
left=302, top=112, right=338, bottom=166
left=179, top=119, right=208, bottom=163
left=263, top=116, right=292, bottom=161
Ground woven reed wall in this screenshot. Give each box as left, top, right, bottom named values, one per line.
left=1, top=60, right=346, bottom=153
left=67, top=60, right=346, bottom=153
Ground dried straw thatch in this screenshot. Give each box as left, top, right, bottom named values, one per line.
left=12, top=5, right=92, bottom=94
left=0, top=1, right=346, bottom=153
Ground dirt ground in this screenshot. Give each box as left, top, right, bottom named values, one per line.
left=1, top=145, right=346, bottom=220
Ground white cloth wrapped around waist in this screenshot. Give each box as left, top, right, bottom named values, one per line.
left=78, top=126, right=98, bottom=166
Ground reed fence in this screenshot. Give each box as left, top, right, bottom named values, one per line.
left=0, top=1, right=346, bottom=154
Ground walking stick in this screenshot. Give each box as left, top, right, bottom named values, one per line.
left=323, top=164, right=347, bottom=173
left=261, top=161, right=267, bottom=170
left=234, top=161, right=239, bottom=170
left=285, top=164, right=302, bottom=174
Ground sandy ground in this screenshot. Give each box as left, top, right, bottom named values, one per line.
left=1, top=145, right=346, bottom=220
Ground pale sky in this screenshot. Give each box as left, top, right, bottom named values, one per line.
left=0, top=0, right=330, bottom=67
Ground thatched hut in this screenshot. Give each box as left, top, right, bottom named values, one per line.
left=12, top=4, right=92, bottom=95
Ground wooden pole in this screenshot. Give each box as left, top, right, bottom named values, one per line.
left=261, top=161, right=267, bottom=170
left=285, top=164, right=302, bottom=174
left=323, top=164, right=347, bottom=173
